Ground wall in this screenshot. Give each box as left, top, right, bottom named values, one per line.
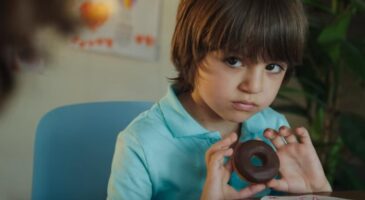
left=0, top=0, right=179, bottom=199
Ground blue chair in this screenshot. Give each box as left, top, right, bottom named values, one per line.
left=31, top=101, right=153, bottom=200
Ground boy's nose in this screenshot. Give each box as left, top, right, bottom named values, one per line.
left=238, top=67, right=264, bottom=94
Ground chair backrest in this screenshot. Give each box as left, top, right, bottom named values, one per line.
left=31, top=101, right=153, bottom=200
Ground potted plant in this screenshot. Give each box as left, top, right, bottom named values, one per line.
left=274, top=0, right=365, bottom=190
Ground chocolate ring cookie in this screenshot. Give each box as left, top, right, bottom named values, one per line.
left=232, top=140, right=280, bottom=183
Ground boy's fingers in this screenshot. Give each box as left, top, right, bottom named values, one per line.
left=295, top=127, right=312, bottom=145
left=205, top=132, right=237, bottom=162
left=264, top=129, right=286, bottom=149
left=209, top=132, right=237, bottom=151
left=230, top=184, right=266, bottom=199
left=264, top=128, right=275, bottom=140
left=278, top=126, right=298, bottom=144
left=266, top=178, right=289, bottom=192
left=223, top=160, right=233, bottom=183
left=225, top=159, right=233, bottom=172
left=208, top=148, right=233, bottom=169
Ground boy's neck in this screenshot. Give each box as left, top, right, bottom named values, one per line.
left=178, top=92, right=241, bottom=139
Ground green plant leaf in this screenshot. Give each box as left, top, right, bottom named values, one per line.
left=339, top=113, right=365, bottom=161
left=308, top=107, right=325, bottom=142
left=341, top=40, right=365, bottom=81
left=318, top=11, right=352, bottom=44
left=334, top=158, right=365, bottom=190
left=314, top=107, right=325, bottom=133
left=325, top=137, right=343, bottom=184
left=343, top=164, right=365, bottom=189
left=351, top=0, right=365, bottom=11
left=303, top=0, right=333, bottom=13
left=318, top=9, right=353, bottom=62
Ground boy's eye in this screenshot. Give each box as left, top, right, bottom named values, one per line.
left=265, top=63, right=285, bottom=74
left=224, top=57, right=243, bottom=68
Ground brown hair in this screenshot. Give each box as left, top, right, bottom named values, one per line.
left=171, top=0, right=308, bottom=93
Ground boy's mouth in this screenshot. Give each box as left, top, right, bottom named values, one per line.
left=231, top=101, right=258, bottom=112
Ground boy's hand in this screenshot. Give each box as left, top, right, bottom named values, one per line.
left=264, top=126, right=332, bottom=193
left=201, top=132, right=266, bottom=200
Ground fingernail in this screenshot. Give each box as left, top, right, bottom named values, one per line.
left=265, top=128, right=273, bottom=133
left=279, top=126, right=287, bottom=131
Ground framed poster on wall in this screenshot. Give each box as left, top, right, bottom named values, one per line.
left=72, top=0, right=161, bottom=61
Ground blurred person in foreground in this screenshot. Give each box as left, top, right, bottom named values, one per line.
left=0, top=0, right=79, bottom=108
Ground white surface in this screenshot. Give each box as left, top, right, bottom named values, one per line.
left=262, top=195, right=349, bottom=200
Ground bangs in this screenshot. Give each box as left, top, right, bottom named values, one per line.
left=171, top=0, right=308, bottom=92
left=200, top=0, right=307, bottom=65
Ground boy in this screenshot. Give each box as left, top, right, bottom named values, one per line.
left=107, top=0, right=331, bottom=199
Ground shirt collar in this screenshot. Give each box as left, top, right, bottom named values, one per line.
left=157, top=85, right=267, bottom=140
left=158, top=85, right=218, bottom=138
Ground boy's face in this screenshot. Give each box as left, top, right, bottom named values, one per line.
left=191, top=51, right=287, bottom=123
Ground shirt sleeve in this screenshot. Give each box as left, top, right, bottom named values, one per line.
left=107, top=132, right=152, bottom=200
left=276, top=113, right=290, bottom=128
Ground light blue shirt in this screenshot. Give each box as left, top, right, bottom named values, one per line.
left=107, top=86, right=289, bottom=200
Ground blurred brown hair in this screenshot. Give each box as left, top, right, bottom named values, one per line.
left=0, top=0, right=79, bottom=102
left=171, top=0, right=308, bottom=93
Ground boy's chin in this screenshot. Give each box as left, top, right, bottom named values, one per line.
left=226, top=112, right=257, bottom=123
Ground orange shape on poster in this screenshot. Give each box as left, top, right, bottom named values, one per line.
left=96, top=38, right=104, bottom=45
left=123, top=0, right=135, bottom=9
left=135, top=35, right=144, bottom=44
left=80, top=1, right=111, bottom=31
left=145, top=35, right=155, bottom=47
left=106, top=38, right=113, bottom=47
